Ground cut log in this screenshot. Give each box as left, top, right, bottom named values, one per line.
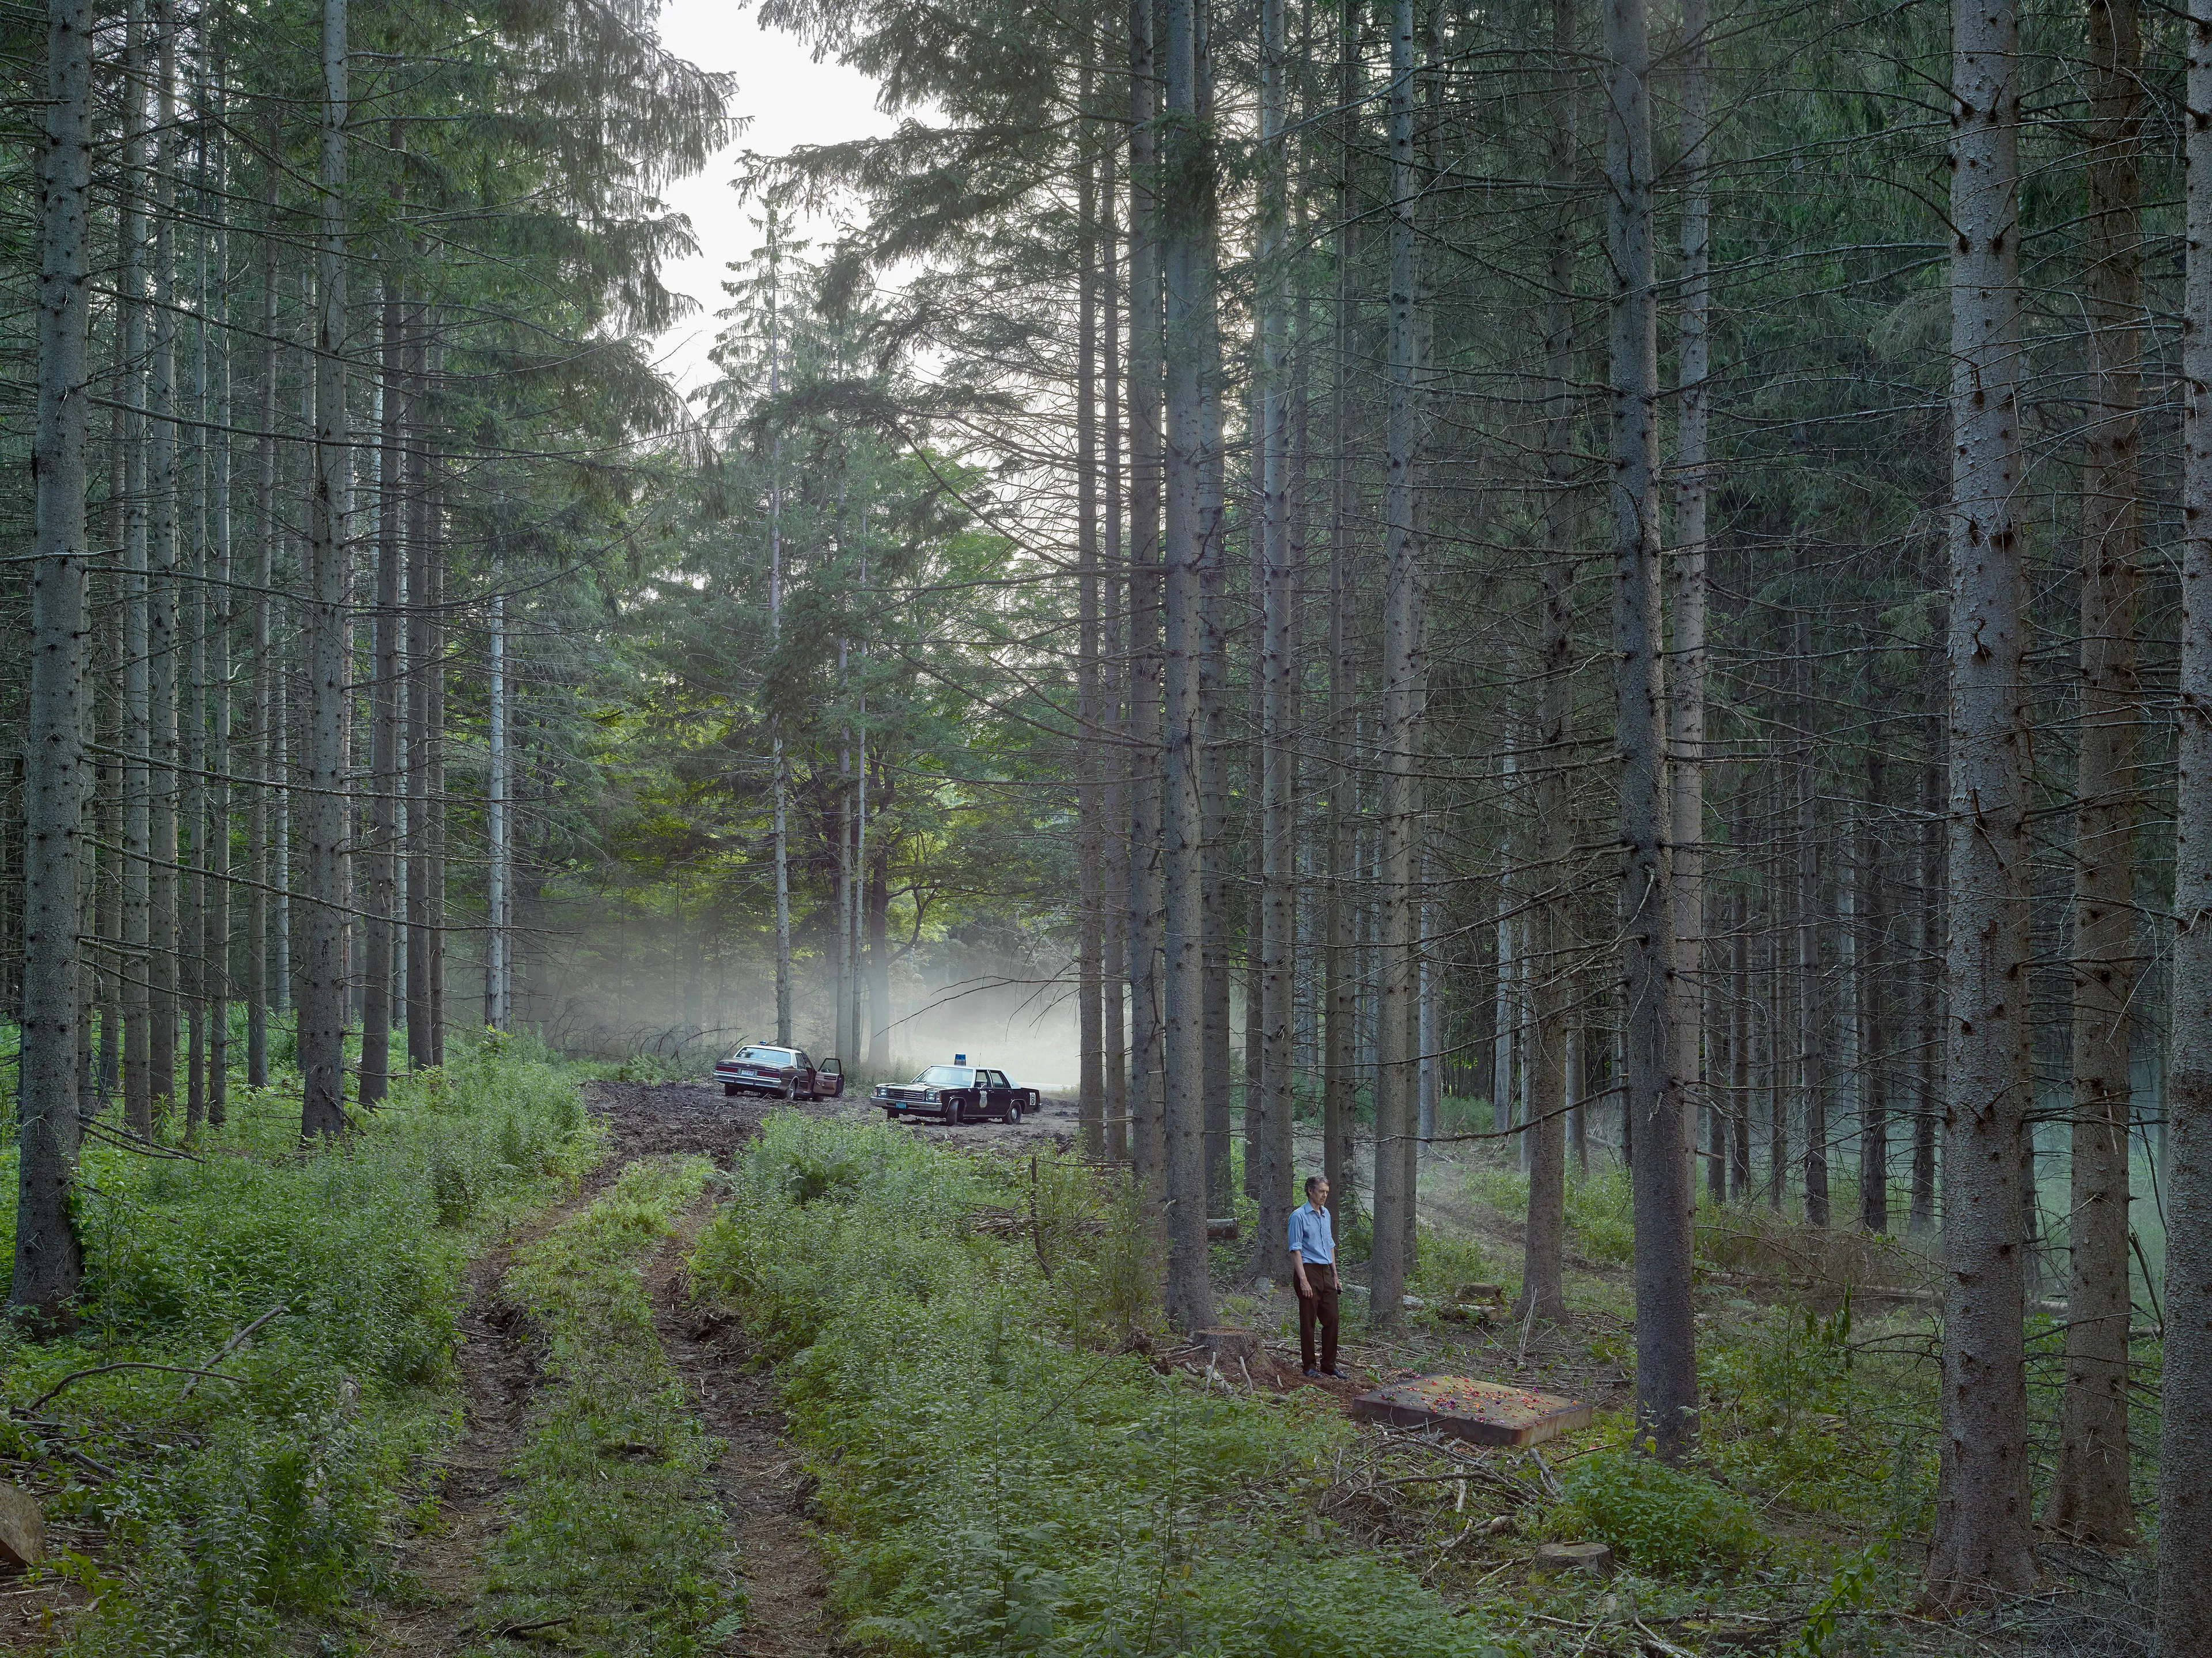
left=1532, top=1541, right=1613, bottom=1577
left=0, top=1484, right=44, bottom=1569
left=1195, top=1328, right=1261, bottom=1366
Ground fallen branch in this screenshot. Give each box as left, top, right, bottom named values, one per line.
left=473, top=1613, right=574, bottom=1638
left=79, top=1117, right=205, bottom=1163
left=23, top=1362, right=245, bottom=1414
left=181, top=1303, right=287, bottom=1398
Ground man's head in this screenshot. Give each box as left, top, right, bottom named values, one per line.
left=1305, top=1175, right=1329, bottom=1209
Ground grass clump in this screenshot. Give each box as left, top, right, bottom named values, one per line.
left=472, top=1154, right=739, bottom=1655
left=1558, top=1445, right=1765, bottom=1576
left=0, top=1036, right=599, bottom=1656
left=690, top=1111, right=1510, bottom=1658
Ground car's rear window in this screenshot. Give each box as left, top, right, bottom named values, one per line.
left=916, top=1066, right=974, bottom=1087
left=729, top=1046, right=793, bottom=1065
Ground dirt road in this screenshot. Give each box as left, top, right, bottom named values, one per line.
left=374, top=1078, right=849, bottom=1657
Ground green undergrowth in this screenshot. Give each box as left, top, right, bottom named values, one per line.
left=464, top=1154, right=738, bottom=1656
left=1556, top=1444, right=1766, bottom=1576
left=690, top=1112, right=1516, bottom=1658
left=0, top=1039, right=600, bottom=1656
left=1699, top=1296, right=1940, bottom=1533
left=1470, top=1163, right=1638, bottom=1267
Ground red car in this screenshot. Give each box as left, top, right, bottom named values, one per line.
left=715, top=1043, right=844, bottom=1101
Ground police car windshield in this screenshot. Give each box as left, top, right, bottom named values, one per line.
left=916, top=1066, right=975, bottom=1087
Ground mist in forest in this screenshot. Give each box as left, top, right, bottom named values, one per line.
left=518, top=922, right=1105, bottom=1090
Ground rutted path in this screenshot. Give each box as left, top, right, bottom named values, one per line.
left=370, top=1078, right=836, bottom=1657
left=650, top=1217, right=835, bottom=1658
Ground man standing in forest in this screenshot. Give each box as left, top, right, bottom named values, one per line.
left=1289, top=1175, right=1340, bottom=1378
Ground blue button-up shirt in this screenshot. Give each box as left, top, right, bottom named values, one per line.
left=1287, top=1202, right=1335, bottom=1267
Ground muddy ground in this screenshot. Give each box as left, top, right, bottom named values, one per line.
left=373, top=1078, right=843, bottom=1657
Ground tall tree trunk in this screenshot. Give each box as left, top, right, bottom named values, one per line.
left=1731, top=887, right=1751, bottom=1197
left=1860, top=754, right=1890, bottom=1231
left=1196, top=8, right=1233, bottom=1219
left=1321, top=0, right=1359, bottom=1241
left=1926, top=0, right=2036, bottom=1599
left=181, top=191, right=206, bottom=1138
left=868, top=815, right=892, bottom=1070
left=1797, top=617, right=1829, bottom=1225
left=13, top=0, right=96, bottom=1325
left=766, top=229, right=792, bottom=1047
left=486, top=592, right=508, bottom=1029
left=424, top=440, right=446, bottom=1065
left=1159, top=0, right=1214, bottom=1331
left=1911, top=751, right=1942, bottom=1232
left=120, top=0, right=152, bottom=1134
left=2159, top=1, right=2212, bottom=1642
left=405, top=311, right=436, bottom=1069
left=1669, top=0, right=1712, bottom=1252
left=1244, top=379, right=1268, bottom=1207
left=1605, top=0, right=1695, bottom=1458
left=1251, top=0, right=1296, bottom=1277
left=1127, top=0, right=1168, bottom=1188
left=147, top=10, right=180, bottom=1121
left=203, top=101, right=230, bottom=1127
left=361, top=277, right=403, bottom=1105
left=1102, top=120, right=1130, bottom=1160
left=1077, top=62, right=1107, bottom=1158
left=1521, top=0, right=1580, bottom=1324
left=1768, top=855, right=1787, bottom=1208
left=1367, top=0, right=1426, bottom=1326
left=301, top=0, right=351, bottom=1136
left=245, top=174, right=277, bottom=1089
left=2047, top=0, right=2142, bottom=1547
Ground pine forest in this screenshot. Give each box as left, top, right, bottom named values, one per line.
left=0, top=0, right=2206, bottom=1649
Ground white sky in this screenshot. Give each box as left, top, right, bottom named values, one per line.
left=648, top=3, right=897, bottom=396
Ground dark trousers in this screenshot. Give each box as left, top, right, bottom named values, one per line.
left=1297, top=1263, right=1340, bottom=1374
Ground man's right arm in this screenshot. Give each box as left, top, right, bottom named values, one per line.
left=1287, top=1212, right=1312, bottom=1297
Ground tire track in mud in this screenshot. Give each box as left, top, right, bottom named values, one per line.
left=370, top=1079, right=828, bottom=1656
left=650, top=1214, right=835, bottom=1658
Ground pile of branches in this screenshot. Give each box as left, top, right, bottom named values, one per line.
left=1310, top=1425, right=1559, bottom=1555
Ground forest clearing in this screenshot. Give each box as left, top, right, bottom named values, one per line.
left=1, top=0, right=2207, bottom=1648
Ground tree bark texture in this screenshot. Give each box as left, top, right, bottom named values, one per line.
left=13, top=0, right=96, bottom=1324
left=361, top=280, right=404, bottom=1108
left=148, top=13, right=180, bottom=1117
left=1159, top=0, right=1215, bottom=1333
left=120, top=0, right=152, bottom=1135
left=1796, top=616, right=1828, bottom=1227
left=1521, top=0, right=1580, bottom=1323
left=1368, top=0, right=1426, bottom=1327
left=2047, top=0, right=2142, bottom=1549
left=1927, top=0, right=2037, bottom=1600
left=1605, top=0, right=1696, bottom=1458
left=2160, top=3, right=2212, bottom=1642
left=1321, top=0, right=1359, bottom=1243
left=1669, top=0, right=1711, bottom=1249
left=1252, top=0, right=1297, bottom=1279
left=1127, top=0, right=1168, bottom=1191
left=1077, top=81, right=1107, bottom=1159
left=1860, top=756, right=1891, bottom=1234
left=300, top=0, right=351, bottom=1137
